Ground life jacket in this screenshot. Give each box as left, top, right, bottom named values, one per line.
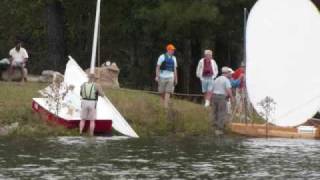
left=202, top=58, right=213, bottom=77
left=160, top=54, right=175, bottom=72
left=80, top=82, right=98, bottom=100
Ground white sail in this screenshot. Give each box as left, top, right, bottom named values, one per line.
left=246, top=0, right=320, bottom=126
left=65, top=57, right=139, bottom=138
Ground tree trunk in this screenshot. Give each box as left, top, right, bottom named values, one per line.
left=180, top=39, right=192, bottom=93
left=190, top=38, right=202, bottom=94
left=46, top=0, right=66, bottom=72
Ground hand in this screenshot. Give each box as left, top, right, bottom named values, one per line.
left=174, top=79, right=178, bottom=86
left=155, top=76, right=159, bottom=82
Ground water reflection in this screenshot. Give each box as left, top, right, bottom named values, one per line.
left=0, top=136, right=319, bottom=179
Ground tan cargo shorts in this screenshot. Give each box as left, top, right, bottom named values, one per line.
left=158, top=78, right=174, bottom=93
left=80, top=100, right=97, bottom=120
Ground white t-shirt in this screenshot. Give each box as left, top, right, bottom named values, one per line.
left=157, top=54, right=177, bottom=79
left=213, top=75, right=231, bottom=95
left=9, top=47, right=29, bottom=63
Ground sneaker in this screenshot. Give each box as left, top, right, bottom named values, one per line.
left=204, top=100, right=210, bottom=107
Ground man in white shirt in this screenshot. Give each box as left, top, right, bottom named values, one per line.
left=155, top=44, right=178, bottom=108
left=212, top=67, right=234, bottom=134
left=9, top=42, right=29, bottom=83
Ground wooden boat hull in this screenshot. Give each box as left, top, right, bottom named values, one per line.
left=32, top=100, right=112, bottom=134
left=230, top=123, right=320, bottom=139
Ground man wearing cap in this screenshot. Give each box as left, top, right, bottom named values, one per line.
left=212, top=67, right=234, bottom=135
left=196, top=49, right=218, bottom=107
left=79, top=73, right=105, bottom=136
left=155, top=44, right=178, bottom=108
left=8, top=41, right=29, bottom=83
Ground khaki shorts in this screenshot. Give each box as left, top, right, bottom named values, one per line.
left=80, top=100, right=97, bottom=120
left=158, top=78, right=174, bottom=93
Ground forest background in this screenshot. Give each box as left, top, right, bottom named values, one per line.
left=1, top=0, right=319, bottom=93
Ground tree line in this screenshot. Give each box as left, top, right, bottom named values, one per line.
left=2, top=0, right=317, bottom=93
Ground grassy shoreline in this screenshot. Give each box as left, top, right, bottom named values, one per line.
left=0, top=82, right=214, bottom=137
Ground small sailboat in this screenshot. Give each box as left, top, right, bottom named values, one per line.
left=32, top=0, right=138, bottom=138
left=231, top=0, right=320, bottom=139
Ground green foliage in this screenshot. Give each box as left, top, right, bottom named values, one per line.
left=0, top=0, right=256, bottom=91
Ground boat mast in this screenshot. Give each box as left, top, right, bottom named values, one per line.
left=90, top=0, right=102, bottom=74
left=98, top=18, right=101, bottom=67
left=243, top=8, right=247, bottom=66
left=243, top=8, right=249, bottom=124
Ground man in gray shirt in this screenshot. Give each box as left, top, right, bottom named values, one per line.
left=212, top=67, right=234, bottom=134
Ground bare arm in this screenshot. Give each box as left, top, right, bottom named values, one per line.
left=8, top=50, right=13, bottom=63
left=226, top=88, right=234, bottom=102
left=174, top=67, right=178, bottom=85
left=155, top=65, right=160, bottom=82
left=96, top=84, right=106, bottom=97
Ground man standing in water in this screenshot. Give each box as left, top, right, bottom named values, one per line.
left=212, top=67, right=234, bottom=135
left=9, top=41, right=29, bottom=83
left=196, top=49, right=218, bottom=107
left=155, top=44, right=178, bottom=108
left=80, top=73, right=105, bottom=136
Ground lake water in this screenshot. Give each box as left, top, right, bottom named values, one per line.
left=0, top=136, right=319, bottom=179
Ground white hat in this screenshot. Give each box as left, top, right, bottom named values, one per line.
left=221, top=66, right=233, bottom=74
left=228, top=67, right=234, bottom=74
left=204, top=50, right=213, bottom=55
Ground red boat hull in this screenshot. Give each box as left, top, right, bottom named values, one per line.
left=32, top=100, right=112, bottom=134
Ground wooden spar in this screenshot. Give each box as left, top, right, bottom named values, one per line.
left=90, top=0, right=102, bottom=74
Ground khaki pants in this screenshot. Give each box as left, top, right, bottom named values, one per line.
left=80, top=100, right=97, bottom=120
left=212, top=94, right=227, bottom=130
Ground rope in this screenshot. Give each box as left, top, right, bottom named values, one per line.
left=278, top=93, right=320, bottom=119
left=108, top=87, right=203, bottom=97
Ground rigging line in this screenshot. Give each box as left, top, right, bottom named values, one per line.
left=107, top=88, right=203, bottom=97
left=277, top=93, right=320, bottom=119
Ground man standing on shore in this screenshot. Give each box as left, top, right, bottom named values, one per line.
left=155, top=44, right=178, bottom=108
left=9, top=41, right=29, bottom=83
left=80, top=73, right=105, bottom=136
left=212, top=67, right=234, bottom=135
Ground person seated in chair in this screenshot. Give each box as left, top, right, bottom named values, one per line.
left=8, top=41, right=29, bottom=83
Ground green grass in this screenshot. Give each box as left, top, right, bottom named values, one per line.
left=0, top=82, right=213, bottom=137
left=0, top=82, right=78, bottom=137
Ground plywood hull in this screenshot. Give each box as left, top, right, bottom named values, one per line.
left=32, top=100, right=112, bottom=134
left=230, top=123, right=320, bottom=139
